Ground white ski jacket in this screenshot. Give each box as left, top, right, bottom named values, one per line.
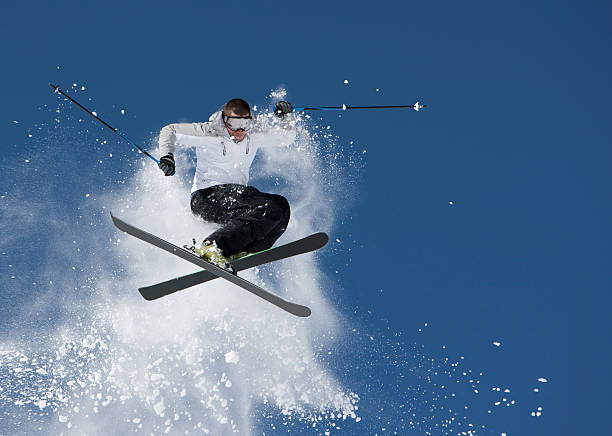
left=158, top=110, right=296, bottom=193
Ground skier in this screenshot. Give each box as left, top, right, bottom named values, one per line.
left=157, top=99, right=295, bottom=272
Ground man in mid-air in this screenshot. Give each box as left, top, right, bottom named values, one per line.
left=157, top=99, right=294, bottom=272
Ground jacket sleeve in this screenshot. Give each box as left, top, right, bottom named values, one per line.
left=252, top=114, right=297, bottom=148
left=267, top=124, right=297, bottom=147
left=158, top=122, right=212, bottom=156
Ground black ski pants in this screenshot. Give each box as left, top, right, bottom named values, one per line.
left=190, top=184, right=290, bottom=256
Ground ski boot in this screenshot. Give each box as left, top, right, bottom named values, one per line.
left=185, top=239, right=236, bottom=274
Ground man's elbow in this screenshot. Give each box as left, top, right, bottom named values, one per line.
left=160, top=123, right=177, bottom=135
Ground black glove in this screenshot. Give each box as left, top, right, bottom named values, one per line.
left=274, top=101, right=292, bottom=118
left=158, top=153, right=175, bottom=176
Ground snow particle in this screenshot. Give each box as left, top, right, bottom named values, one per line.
left=153, top=399, right=165, bottom=416
left=493, top=341, right=501, bottom=347
left=537, top=377, right=548, bottom=383
left=343, top=79, right=349, bottom=84
left=224, top=350, right=239, bottom=364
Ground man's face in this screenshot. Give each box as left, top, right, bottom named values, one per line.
left=224, top=110, right=249, bottom=143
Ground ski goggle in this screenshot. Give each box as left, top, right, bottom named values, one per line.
left=222, top=112, right=254, bottom=132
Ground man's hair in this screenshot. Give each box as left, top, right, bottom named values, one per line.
left=223, top=98, right=251, bottom=116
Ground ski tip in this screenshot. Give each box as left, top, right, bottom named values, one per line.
left=138, top=288, right=157, bottom=301
left=312, top=232, right=329, bottom=250
left=294, top=305, right=312, bottom=317
left=109, top=212, right=128, bottom=232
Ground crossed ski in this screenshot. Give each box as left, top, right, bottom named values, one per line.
left=110, top=214, right=328, bottom=317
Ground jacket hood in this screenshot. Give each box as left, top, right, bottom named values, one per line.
left=208, top=109, right=228, bottom=136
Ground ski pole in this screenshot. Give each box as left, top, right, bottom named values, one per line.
left=293, top=102, right=427, bottom=112
left=49, top=83, right=172, bottom=174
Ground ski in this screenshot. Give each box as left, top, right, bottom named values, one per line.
left=139, top=232, right=328, bottom=300
left=110, top=213, right=312, bottom=317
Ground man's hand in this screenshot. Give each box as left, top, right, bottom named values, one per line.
left=158, top=153, right=175, bottom=176
left=274, top=101, right=293, bottom=118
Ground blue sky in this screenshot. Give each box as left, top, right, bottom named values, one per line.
left=1, top=0, right=611, bottom=434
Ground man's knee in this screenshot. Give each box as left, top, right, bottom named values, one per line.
left=191, top=188, right=219, bottom=221
left=190, top=190, right=206, bottom=214
left=271, top=195, right=290, bottom=226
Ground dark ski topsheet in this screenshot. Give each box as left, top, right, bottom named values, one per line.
left=139, top=232, right=328, bottom=300
left=110, top=213, right=312, bottom=317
